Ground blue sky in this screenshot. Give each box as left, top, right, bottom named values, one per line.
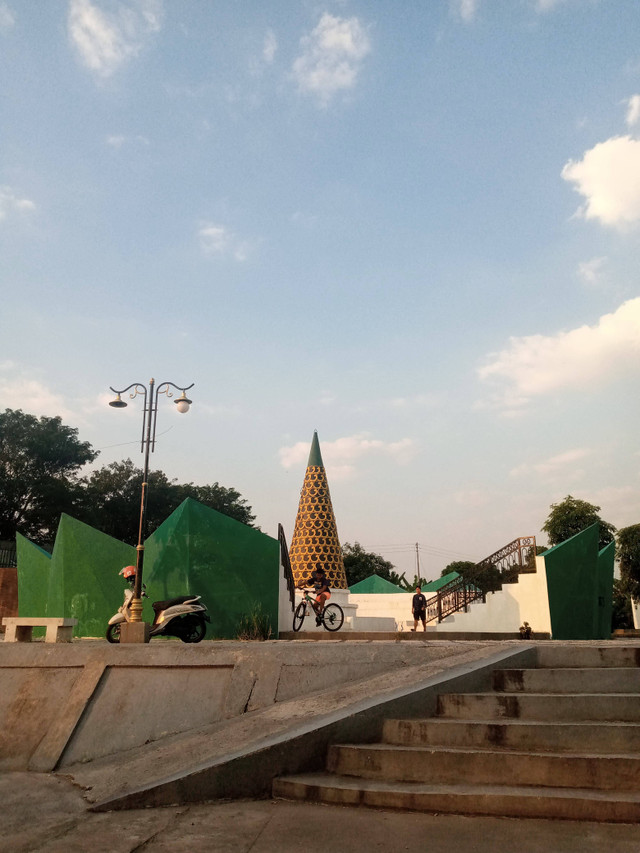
left=2, top=0, right=640, bottom=581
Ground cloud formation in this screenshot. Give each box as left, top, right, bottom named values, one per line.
left=0, top=363, right=77, bottom=421
left=478, top=298, right=640, bottom=413
left=68, top=0, right=163, bottom=77
left=292, top=13, right=371, bottom=105
left=0, top=186, right=35, bottom=221
left=0, top=2, right=15, bottom=32
left=626, top=94, right=640, bottom=128
left=198, top=222, right=250, bottom=261
left=562, top=135, right=640, bottom=228
left=279, top=433, right=416, bottom=480
left=577, top=256, right=606, bottom=286
left=510, top=448, right=592, bottom=480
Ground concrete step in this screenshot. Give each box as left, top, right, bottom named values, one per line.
left=535, top=645, right=640, bottom=670
left=273, top=773, right=640, bottom=823
left=437, top=692, right=640, bottom=722
left=326, top=743, right=640, bottom=791
left=382, top=718, right=640, bottom=754
left=493, top=668, right=640, bottom=694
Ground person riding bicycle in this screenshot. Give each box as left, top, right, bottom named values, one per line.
left=299, top=566, right=331, bottom=626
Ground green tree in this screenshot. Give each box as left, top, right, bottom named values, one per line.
left=441, top=560, right=477, bottom=578
left=0, top=408, right=98, bottom=542
left=78, top=459, right=257, bottom=545
left=616, top=523, right=640, bottom=600
left=612, top=577, right=634, bottom=630
left=542, top=495, right=616, bottom=551
left=342, top=542, right=399, bottom=587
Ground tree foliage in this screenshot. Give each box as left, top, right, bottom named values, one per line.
left=342, top=542, right=409, bottom=588
left=77, top=459, right=257, bottom=546
left=616, top=523, right=640, bottom=601
left=0, top=408, right=98, bottom=542
left=542, top=495, right=616, bottom=551
left=0, top=409, right=257, bottom=546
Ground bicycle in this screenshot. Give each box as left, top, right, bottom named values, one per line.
left=293, top=588, right=344, bottom=632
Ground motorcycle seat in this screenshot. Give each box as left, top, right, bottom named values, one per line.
left=152, top=595, right=198, bottom=613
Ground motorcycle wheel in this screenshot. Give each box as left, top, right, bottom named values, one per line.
left=106, top=623, right=121, bottom=644
left=178, top=616, right=207, bottom=644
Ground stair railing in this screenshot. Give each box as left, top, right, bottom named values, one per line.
left=425, top=536, right=537, bottom=624
left=278, top=523, right=296, bottom=610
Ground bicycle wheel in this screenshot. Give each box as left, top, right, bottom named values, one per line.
left=292, top=601, right=306, bottom=632
left=322, top=603, right=344, bottom=632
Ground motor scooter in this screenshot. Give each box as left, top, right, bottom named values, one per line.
left=106, top=566, right=210, bottom=643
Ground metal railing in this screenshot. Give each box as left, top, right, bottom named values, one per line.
left=278, top=524, right=296, bottom=610
left=0, top=548, right=17, bottom=568
left=425, top=536, right=537, bottom=624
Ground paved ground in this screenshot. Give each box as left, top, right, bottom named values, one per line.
left=3, top=772, right=640, bottom=853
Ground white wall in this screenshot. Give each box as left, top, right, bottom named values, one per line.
left=633, top=599, right=640, bottom=630
left=349, top=593, right=413, bottom=632
left=433, top=556, right=551, bottom=635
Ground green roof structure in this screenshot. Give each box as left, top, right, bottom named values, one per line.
left=349, top=574, right=406, bottom=594
left=422, top=571, right=460, bottom=592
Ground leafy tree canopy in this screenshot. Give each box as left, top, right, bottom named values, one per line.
left=542, top=495, right=616, bottom=551
left=616, top=523, right=640, bottom=601
left=78, top=459, right=257, bottom=546
left=441, top=560, right=476, bottom=578
left=342, top=541, right=409, bottom=588
left=0, top=408, right=98, bottom=542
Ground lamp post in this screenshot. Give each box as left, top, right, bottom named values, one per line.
left=109, top=378, right=194, bottom=640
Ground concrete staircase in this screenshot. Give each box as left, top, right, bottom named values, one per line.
left=273, top=644, right=640, bottom=822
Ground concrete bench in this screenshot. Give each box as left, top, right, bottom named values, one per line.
left=2, top=617, right=78, bottom=643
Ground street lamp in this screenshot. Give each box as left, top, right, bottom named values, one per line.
left=108, top=378, right=194, bottom=642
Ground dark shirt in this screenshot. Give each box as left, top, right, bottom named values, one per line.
left=308, top=572, right=329, bottom=593
left=412, top=593, right=427, bottom=612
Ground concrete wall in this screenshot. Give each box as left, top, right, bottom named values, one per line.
left=633, top=599, right=640, bottom=630
left=349, top=592, right=412, bottom=632
left=0, top=640, right=485, bottom=772
left=347, top=563, right=552, bottom=636
left=420, top=557, right=552, bottom=636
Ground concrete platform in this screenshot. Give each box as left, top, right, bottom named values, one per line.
left=3, top=772, right=640, bottom=853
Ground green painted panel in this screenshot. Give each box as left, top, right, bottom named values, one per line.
left=144, top=498, right=280, bottom=639
left=16, top=533, right=52, bottom=636
left=50, top=515, right=136, bottom=637
left=596, top=541, right=615, bottom=640
left=544, top=524, right=600, bottom=640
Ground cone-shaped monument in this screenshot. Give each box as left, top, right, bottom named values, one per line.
left=289, top=431, right=348, bottom=589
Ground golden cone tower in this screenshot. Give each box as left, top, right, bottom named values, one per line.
left=289, top=431, right=348, bottom=589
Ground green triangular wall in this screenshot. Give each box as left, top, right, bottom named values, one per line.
left=144, top=498, right=280, bottom=639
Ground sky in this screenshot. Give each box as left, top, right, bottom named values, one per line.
left=2, top=0, right=640, bottom=582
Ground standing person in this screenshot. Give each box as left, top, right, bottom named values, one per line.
left=411, top=586, right=427, bottom=632
left=299, top=566, right=331, bottom=625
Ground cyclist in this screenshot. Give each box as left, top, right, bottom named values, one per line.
left=299, top=566, right=331, bottom=625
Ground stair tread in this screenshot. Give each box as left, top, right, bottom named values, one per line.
left=335, top=743, right=640, bottom=759
left=389, top=718, right=640, bottom=726
left=275, top=773, right=640, bottom=802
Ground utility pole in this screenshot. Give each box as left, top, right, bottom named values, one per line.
left=415, top=542, right=421, bottom=581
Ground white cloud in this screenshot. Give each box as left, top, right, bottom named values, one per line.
left=292, top=13, right=371, bottom=106
left=562, top=135, right=640, bottom=228
left=0, top=363, right=79, bottom=421
left=0, top=186, right=35, bottom=221
left=452, top=0, right=480, bottom=23
left=106, top=133, right=149, bottom=147
left=0, top=3, right=15, bottom=32
left=478, top=298, right=640, bottom=413
left=279, top=433, right=416, bottom=481
left=263, top=28, right=277, bottom=64
left=626, top=94, right=640, bottom=128
left=577, top=256, right=606, bottom=286
left=197, top=222, right=251, bottom=261
left=68, top=0, right=163, bottom=78
left=510, top=448, right=592, bottom=480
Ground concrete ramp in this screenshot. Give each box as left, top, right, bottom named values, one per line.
left=0, top=638, right=534, bottom=810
